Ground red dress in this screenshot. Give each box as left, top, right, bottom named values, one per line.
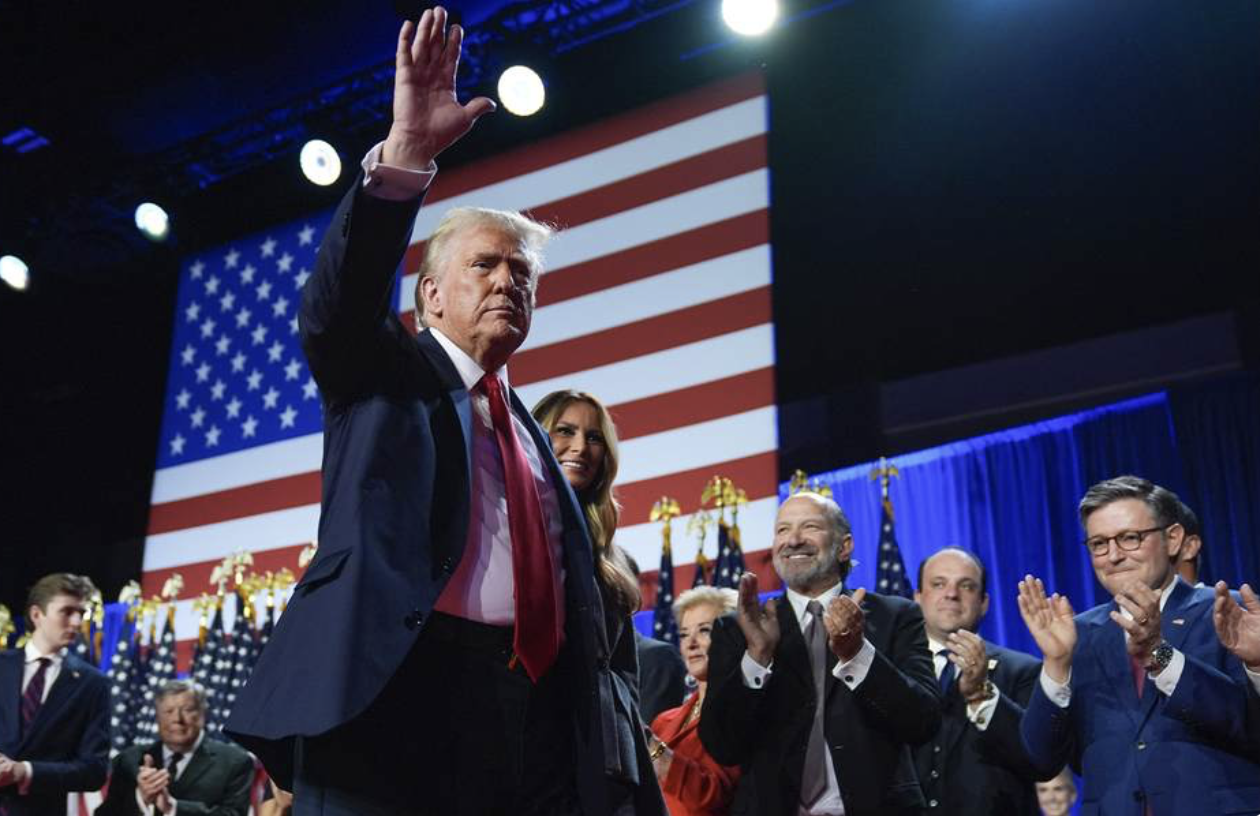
left=650, top=692, right=742, bottom=816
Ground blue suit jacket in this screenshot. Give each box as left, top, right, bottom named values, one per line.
left=224, top=181, right=633, bottom=815
left=0, top=650, right=109, bottom=816
left=1021, top=580, right=1260, bottom=816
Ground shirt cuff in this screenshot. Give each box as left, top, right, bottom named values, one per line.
left=1151, top=648, right=1186, bottom=697
left=17, top=763, right=32, bottom=794
left=1040, top=666, right=1072, bottom=708
left=966, top=692, right=1000, bottom=730
left=360, top=141, right=437, bottom=201
left=831, top=639, right=876, bottom=687
left=740, top=651, right=773, bottom=689
left=1247, top=664, right=1260, bottom=697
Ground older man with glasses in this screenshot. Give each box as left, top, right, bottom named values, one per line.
left=1016, top=475, right=1260, bottom=816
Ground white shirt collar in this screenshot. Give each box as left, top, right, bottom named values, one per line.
left=784, top=581, right=845, bottom=626
left=927, top=635, right=948, bottom=656
left=23, top=640, right=65, bottom=667
left=426, top=327, right=510, bottom=393
left=164, top=729, right=205, bottom=763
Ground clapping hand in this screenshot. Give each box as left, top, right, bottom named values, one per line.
left=822, top=588, right=867, bottom=662
left=946, top=629, right=989, bottom=702
left=1017, top=575, right=1077, bottom=683
left=1109, top=581, right=1163, bottom=669
left=137, top=753, right=171, bottom=806
left=736, top=571, right=780, bottom=668
left=1215, top=581, right=1260, bottom=670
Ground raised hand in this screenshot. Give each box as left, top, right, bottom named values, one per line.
left=1110, top=581, right=1163, bottom=667
left=1215, top=581, right=1260, bottom=669
left=137, top=753, right=170, bottom=805
left=736, top=571, right=780, bottom=668
left=382, top=6, right=496, bottom=170
left=946, top=628, right=989, bottom=702
left=823, top=587, right=867, bottom=662
left=1017, top=575, right=1077, bottom=683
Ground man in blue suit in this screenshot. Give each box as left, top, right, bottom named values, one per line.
left=226, top=8, right=662, bottom=816
left=1017, top=475, right=1260, bottom=816
left=0, top=572, right=109, bottom=816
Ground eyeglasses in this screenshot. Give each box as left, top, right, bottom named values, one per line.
left=1083, top=527, right=1166, bottom=557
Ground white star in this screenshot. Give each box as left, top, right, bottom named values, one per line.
left=272, top=296, right=289, bottom=318
left=284, top=357, right=302, bottom=380
left=190, top=406, right=206, bottom=428
left=246, top=369, right=263, bottom=391
left=226, top=397, right=242, bottom=419
left=256, top=280, right=272, bottom=301
left=267, top=340, right=284, bottom=362
left=241, top=415, right=258, bottom=438
left=219, top=290, right=235, bottom=311
left=180, top=344, right=196, bottom=366
left=294, top=268, right=311, bottom=288
left=210, top=379, right=226, bottom=400
left=262, top=387, right=280, bottom=409
left=261, top=237, right=277, bottom=257
left=251, top=324, right=268, bottom=345
left=298, top=225, right=315, bottom=245
left=279, top=405, right=298, bottom=428
left=235, top=306, right=252, bottom=329
left=185, top=301, right=201, bottom=322
left=302, top=377, right=318, bottom=400
left=205, top=425, right=222, bottom=447
left=215, top=334, right=231, bottom=356
left=290, top=315, right=299, bottom=335
left=190, top=260, right=205, bottom=279
left=240, top=263, right=256, bottom=284
left=200, top=317, right=217, bottom=339
left=205, top=274, right=221, bottom=295
left=225, top=249, right=241, bottom=269
left=277, top=252, right=294, bottom=273
left=195, top=362, right=211, bottom=383
left=170, top=434, right=186, bottom=455
left=230, top=351, right=247, bottom=373
left=175, top=389, right=191, bottom=410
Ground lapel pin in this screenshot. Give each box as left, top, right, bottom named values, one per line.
left=1171, top=618, right=1185, bottom=626
left=987, top=658, right=999, bottom=671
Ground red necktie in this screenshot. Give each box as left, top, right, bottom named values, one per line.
left=20, top=658, right=50, bottom=737
left=479, top=373, right=562, bottom=682
left=1129, top=653, right=1146, bottom=698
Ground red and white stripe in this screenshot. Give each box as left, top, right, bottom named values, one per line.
left=142, top=72, right=779, bottom=667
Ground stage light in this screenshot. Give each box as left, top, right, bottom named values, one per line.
left=300, top=139, right=342, bottom=186
left=134, top=202, right=170, bottom=241
left=722, top=0, right=778, bottom=36
left=497, top=66, right=546, bottom=117
left=0, top=255, right=29, bottom=291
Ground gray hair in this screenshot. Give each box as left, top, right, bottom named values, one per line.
left=413, top=206, right=554, bottom=329
left=673, top=586, right=739, bottom=622
left=1078, top=475, right=1183, bottom=530
left=154, top=679, right=208, bottom=713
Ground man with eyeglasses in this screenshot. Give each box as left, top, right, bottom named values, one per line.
left=1016, top=475, right=1260, bottom=816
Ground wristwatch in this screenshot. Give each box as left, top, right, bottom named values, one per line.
left=1146, top=640, right=1174, bottom=674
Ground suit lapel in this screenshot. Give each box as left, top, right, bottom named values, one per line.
left=415, top=330, right=474, bottom=482
left=1135, top=580, right=1202, bottom=724
left=20, top=654, right=82, bottom=751
left=172, top=740, right=215, bottom=795
left=1088, top=611, right=1143, bottom=728
left=776, top=596, right=815, bottom=696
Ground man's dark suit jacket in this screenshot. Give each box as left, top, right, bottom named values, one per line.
left=913, top=640, right=1044, bottom=816
left=1022, top=580, right=1260, bottom=816
left=95, top=737, right=254, bottom=816
left=225, top=180, right=646, bottom=816
left=700, top=590, right=941, bottom=816
left=0, top=650, right=109, bottom=816
left=635, top=630, right=687, bottom=724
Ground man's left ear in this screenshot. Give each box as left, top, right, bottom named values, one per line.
left=1165, top=522, right=1186, bottom=558
left=980, top=593, right=991, bottom=618
left=837, top=534, right=855, bottom=564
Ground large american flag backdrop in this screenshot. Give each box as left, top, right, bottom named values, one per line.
left=142, top=72, right=780, bottom=666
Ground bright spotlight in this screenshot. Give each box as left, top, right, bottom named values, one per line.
left=0, top=255, right=29, bottom=291
left=722, top=0, right=778, bottom=36
left=497, top=66, right=546, bottom=117
left=300, top=139, right=342, bottom=186
left=134, top=202, right=170, bottom=241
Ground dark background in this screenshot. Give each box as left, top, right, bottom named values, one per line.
left=1, top=0, right=1256, bottom=611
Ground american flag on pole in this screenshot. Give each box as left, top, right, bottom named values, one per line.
left=875, top=494, right=912, bottom=598
left=142, top=71, right=779, bottom=666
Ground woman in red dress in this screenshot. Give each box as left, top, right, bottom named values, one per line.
left=648, top=586, right=742, bottom=816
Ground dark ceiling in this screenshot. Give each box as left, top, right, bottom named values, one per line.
left=1, top=0, right=1257, bottom=611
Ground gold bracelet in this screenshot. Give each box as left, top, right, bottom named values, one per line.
left=649, top=740, right=667, bottom=760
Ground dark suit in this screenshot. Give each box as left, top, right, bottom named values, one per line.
left=635, top=630, right=687, bottom=724
left=95, top=737, right=253, bottom=816
left=700, top=590, right=941, bottom=816
left=225, top=180, right=647, bottom=815
left=0, top=650, right=109, bottom=816
left=913, top=641, right=1044, bottom=816
left=1022, top=580, right=1260, bottom=816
